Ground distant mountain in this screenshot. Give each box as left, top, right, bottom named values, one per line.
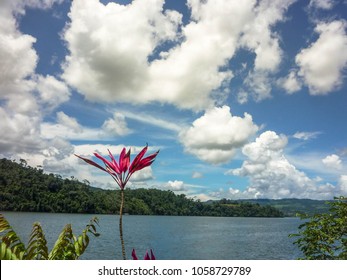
left=205, top=198, right=331, bottom=216
left=243, top=198, right=331, bottom=216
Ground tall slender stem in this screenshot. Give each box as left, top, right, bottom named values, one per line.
left=119, top=189, right=126, bottom=260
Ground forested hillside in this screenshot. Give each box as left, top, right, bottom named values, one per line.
left=240, top=198, right=331, bottom=216
left=0, top=158, right=283, bottom=217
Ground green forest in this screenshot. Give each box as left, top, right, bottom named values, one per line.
left=0, top=158, right=285, bottom=217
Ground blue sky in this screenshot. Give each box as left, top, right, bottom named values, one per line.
left=1, top=0, right=347, bottom=200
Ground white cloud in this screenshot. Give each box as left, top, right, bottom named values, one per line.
left=236, top=90, right=249, bottom=104
left=0, top=2, right=37, bottom=101
left=287, top=151, right=346, bottom=178
left=322, top=154, right=342, bottom=170
left=62, top=0, right=186, bottom=105
left=147, top=0, right=247, bottom=109
left=292, top=131, right=321, bottom=140
left=243, top=70, right=272, bottom=102
left=4, top=0, right=65, bottom=11
left=0, top=0, right=71, bottom=160
left=179, top=106, right=258, bottom=164
left=35, top=75, right=70, bottom=111
left=41, top=122, right=98, bottom=140
left=239, top=0, right=292, bottom=72
left=296, top=20, right=347, bottom=95
left=56, top=111, right=82, bottom=133
left=239, top=0, right=296, bottom=102
left=309, top=0, right=335, bottom=10
left=0, top=33, right=37, bottom=98
left=277, top=70, right=302, bottom=94
left=62, top=0, right=297, bottom=109
left=102, top=112, right=132, bottom=136
left=338, top=175, right=347, bottom=195
left=41, top=112, right=132, bottom=141
left=120, top=110, right=182, bottom=132
left=130, top=167, right=154, bottom=182
left=166, top=180, right=186, bottom=191
left=42, top=137, right=74, bottom=160
left=227, top=131, right=341, bottom=199
left=0, top=5, right=42, bottom=154
left=0, top=108, right=44, bottom=154
left=193, top=193, right=214, bottom=202
left=192, top=171, right=203, bottom=179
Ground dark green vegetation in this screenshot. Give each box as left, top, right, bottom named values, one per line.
left=290, top=197, right=347, bottom=259
left=0, top=158, right=283, bottom=217
left=239, top=198, right=331, bottom=216
left=0, top=213, right=99, bottom=260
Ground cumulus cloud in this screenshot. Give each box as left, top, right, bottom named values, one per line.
left=35, top=75, right=70, bottom=111
left=277, top=70, right=302, bottom=94
left=102, top=112, right=132, bottom=136
left=236, top=90, right=249, bottom=105
left=239, top=0, right=293, bottom=72
left=0, top=1, right=37, bottom=101
left=0, top=32, right=37, bottom=98
left=165, top=180, right=186, bottom=191
left=62, top=0, right=296, bottom=109
left=243, top=71, right=272, bottom=101
left=0, top=3, right=42, bottom=155
left=62, top=0, right=185, bottom=105
left=129, top=167, right=154, bottom=182
left=227, top=131, right=340, bottom=199
left=286, top=151, right=346, bottom=179
left=309, top=0, right=335, bottom=10
left=56, top=111, right=82, bottom=133
left=41, top=111, right=132, bottom=141
left=238, top=0, right=296, bottom=102
left=147, top=0, right=247, bottom=109
left=0, top=0, right=70, bottom=160
left=322, top=154, right=342, bottom=170
left=43, top=137, right=74, bottom=160
left=0, top=108, right=44, bottom=154
left=296, top=20, right=347, bottom=95
left=179, top=106, right=258, bottom=164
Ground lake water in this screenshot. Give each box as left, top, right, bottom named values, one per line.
left=1, top=212, right=303, bottom=260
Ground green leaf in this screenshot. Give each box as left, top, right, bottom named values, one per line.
left=1, top=213, right=99, bottom=260
left=290, top=196, right=347, bottom=260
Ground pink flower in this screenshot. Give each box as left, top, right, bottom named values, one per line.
left=75, top=144, right=159, bottom=190
left=132, top=249, right=156, bottom=260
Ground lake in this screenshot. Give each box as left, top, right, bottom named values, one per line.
left=1, top=212, right=303, bottom=260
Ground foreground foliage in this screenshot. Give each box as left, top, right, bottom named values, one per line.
left=290, top=196, right=347, bottom=260
left=0, top=158, right=283, bottom=217
left=0, top=213, right=99, bottom=260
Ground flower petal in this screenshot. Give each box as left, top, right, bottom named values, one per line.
left=74, top=154, right=108, bottom=173
left=95, top=152, right=120, bottom=174
left=131, top=150, right=159, bottom=173
left=129, top=145, right=148, bottom=173
left=119, top=148, right=130, bottom=173
left=150, top=249, right=156, bottom=260
left=131, top=249, right=138, bottom=260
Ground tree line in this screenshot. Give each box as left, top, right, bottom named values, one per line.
left=0, top=158, right=283, bottom=217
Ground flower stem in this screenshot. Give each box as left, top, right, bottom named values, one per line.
left=119, top=189, right=126, bottom=260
